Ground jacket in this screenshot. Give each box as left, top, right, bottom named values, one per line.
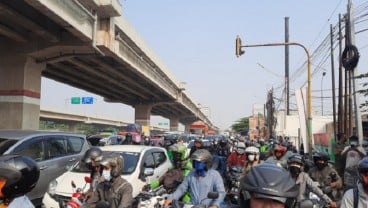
left=295, top=172, right=332, bottom=203
left=227, top=152, right=246, bottom=167
left=85, top=176, right=133, bottom=208
left=341, top=183, right=368, bottom=208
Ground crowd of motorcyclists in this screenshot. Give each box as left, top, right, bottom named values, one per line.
left=1, top=134, right=368, bottom=208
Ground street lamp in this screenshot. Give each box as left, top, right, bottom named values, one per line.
left=321, top=72, right=326, bottom=116
left=235, top=36, right=313, bottom=158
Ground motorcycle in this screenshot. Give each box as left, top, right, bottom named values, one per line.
left=65, top=176, right=92, bottom=208
left=171, top=192, right=219, bottom=208
left=225, top=166, right=242, bottom=205
left=135, top=185, right=168, bottom=208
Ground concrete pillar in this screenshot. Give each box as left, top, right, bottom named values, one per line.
left=0, top=53, right=45, bottom=130
left=68, top=122, right=79, bottom=133
left=184, top=123, right=191, bottom=134
left=169, top=117, right=179, bottom=132
left=134, top=104, right=152, bottom=134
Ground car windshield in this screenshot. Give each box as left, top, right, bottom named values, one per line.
left=0, top=138, right=18, bottom=154
left=72, top=151, right=140, bottom=175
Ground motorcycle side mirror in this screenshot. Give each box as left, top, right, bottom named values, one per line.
left=71, top=180, right=76, bottom=188
left=85, top=176, right=92, bottom=183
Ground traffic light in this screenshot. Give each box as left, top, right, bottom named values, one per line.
left=235, top=35, right=245, bottom=57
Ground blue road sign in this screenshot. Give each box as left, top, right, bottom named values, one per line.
left=82, top=97, right=94, bottom=104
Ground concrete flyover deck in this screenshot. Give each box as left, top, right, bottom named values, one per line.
left=0, top=0, right=216, bottom=131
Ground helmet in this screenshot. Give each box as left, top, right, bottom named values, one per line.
left=312, top=152, right=330, bottom=162
left=245, top=146, right=259, bottom=162
left=83, top=147, right=103, bottom=164
left=240, top=162, right=298, bottom=207
left=313, top=152, right=330, bottom=170
left=236, top=142, right=246, bottom=155
left=100, top=153, right=124, bottom=177
left=245, top=146, right=260, bottom=155
left=287, top=153, right=304, bottom=165
left=349, top=135, right=359, bottom=147
left=219, top=138, right=227, bottom=147
left=190, top=149, right=212, bottom=169
left=273, top=145, right=287, bottom=159
left=0, top=155, right=40, bottom=200
left=287, top=153, right=304, bottom=176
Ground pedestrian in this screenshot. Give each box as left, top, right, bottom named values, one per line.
left=341, top=135, right=366, bottom=191
left=0, top=154, right=40, bottom=208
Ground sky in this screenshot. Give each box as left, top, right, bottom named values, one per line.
left=41, top=0, right=368, bottom=131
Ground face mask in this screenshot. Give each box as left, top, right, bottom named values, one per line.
left=102, top=170, right=111, bottom=181
left=248, top=154, right=255, bottom=162
left=194, top=161, right=206, bottom=177
left=316, top=162, right=325, bottom=170
left=289, top=165, right=301, bottom=176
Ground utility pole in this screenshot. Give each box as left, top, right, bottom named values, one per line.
left=338, top=14, right=344, bottom=143
left=344, top=0, right=363, bottom=142
left=330, top=24, right=337, bottom=141
left=285, top=17, right=290, bottom=116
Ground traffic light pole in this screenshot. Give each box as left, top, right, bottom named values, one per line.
left=237, top=41, right=312, bottom=158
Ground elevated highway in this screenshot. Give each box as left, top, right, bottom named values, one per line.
left=0, top=0, right=216, bottom=132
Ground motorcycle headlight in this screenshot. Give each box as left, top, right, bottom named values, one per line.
left=48, top=180, right=58, bottom=196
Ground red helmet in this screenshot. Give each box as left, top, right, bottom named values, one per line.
left=274, top=145, right=287, bottom=155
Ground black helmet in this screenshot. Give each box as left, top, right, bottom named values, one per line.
left=0, top=155, right=40, bottom=200
left=190, top=149, right=212, bottom=169
left=287, top=153, right=304, bottom=165
left=100, top=153, right=124, bottom=177
left=240, top=162, right=298, bottom=207
left=83, top=147, right=103, bottom=164
left=312, top=152, right=330, bottom=162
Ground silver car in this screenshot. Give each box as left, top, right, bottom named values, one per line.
left=0, top=130, right=90, bottom=207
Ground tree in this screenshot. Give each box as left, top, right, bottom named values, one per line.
left=231, top=117, right=249, bottom=133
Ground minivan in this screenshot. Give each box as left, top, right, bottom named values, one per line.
left=0, top=130, right=90, bottom=207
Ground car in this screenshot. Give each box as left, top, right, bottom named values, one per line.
left=0, top=130, right=90, bottom=207
left=42, top=145, right=173, bottom=208
left=97, top=135, right=125, bottom=146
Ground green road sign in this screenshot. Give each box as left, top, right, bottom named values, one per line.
left=71, top=97, right=81, bottom=104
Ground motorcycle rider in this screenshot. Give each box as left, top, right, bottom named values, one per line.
left=341, top=157, right=368, bottom=208
left=227, top=142, right=247, bottom=170
left=258, top=138, right=268, bottom=161
left=308, top=151, right=343, bottom=202
left=144, top=144, right=192, bottom=199
left=287, top=153, right=337, bottom=208
left=0, top=154, right=40, bottom=208
left=242, top=146, right=261, bottom=175
left=266, top=144, right=289, bottom=169
left=163, top=149, right=226, bottom=208
left=84, top=153, right=133, bottom=208
left=212, top=137, right=230, bottom=177
left=189, top=138, right=204, bottom=157
left=239, top=161, right=298, bottom=208
left=82, top=147, right=104, bottom=193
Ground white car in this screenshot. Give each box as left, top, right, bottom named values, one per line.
left=42, top=145, right=173, bottom=208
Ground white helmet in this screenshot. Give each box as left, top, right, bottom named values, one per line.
left=236, top=142, right=246, bottom=155
left=245, top=146, right=259, bottom=161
